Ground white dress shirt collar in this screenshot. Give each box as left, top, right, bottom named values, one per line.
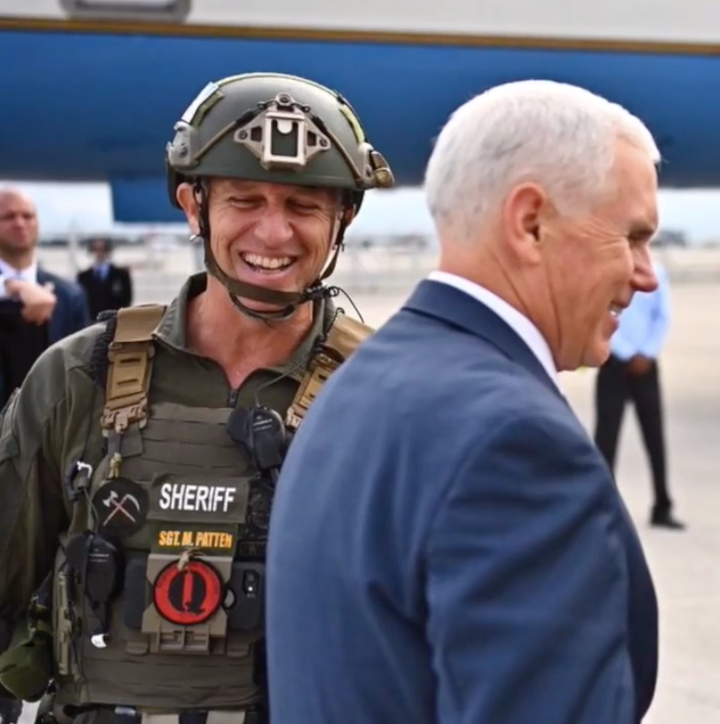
left=427, top=270, right=560, bottom=388
left=0, top=257, right=38, bottom=298
left=0, top=257, right=37, bottom=285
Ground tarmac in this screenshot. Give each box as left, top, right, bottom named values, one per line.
left=21, top=253, right=720, bottom=723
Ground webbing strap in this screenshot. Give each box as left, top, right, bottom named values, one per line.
left=141, top=713, right=246, bottom=724
left=286, top=313, right=373, bottom=431
left=101, top=304, right=166, bottom=434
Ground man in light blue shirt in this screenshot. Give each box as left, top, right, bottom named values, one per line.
left=593, top=258, right=685, bottom=530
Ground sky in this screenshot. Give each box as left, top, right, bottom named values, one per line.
left=2, top=180, right=720, bottom=244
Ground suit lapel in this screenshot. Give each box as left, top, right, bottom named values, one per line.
left=36, top=268, right=61, bottom=344
left=403, top=280, right=559, bottom=395
left=36, top=267, right=51, bottom=288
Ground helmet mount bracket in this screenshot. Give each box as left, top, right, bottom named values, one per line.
left=233, top=93, right=331, bottom=172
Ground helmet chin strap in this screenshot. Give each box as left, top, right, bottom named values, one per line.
left=202, top=236, right=340, bottom=322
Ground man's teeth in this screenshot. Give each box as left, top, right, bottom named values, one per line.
left=241, top=253, right=293, bottom=270
left=610, top=305, right=622, bottom=318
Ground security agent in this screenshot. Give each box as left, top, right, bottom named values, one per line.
left=0, top=73, right=393, bottom=724
left=76, top=237, right=133, bottom=321
left=0, top=189, right=90, bottom=405
left=594, top=256, right=684, bottom=529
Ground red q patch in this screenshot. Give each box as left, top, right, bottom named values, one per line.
left=152, top=559, right=224, bottom=626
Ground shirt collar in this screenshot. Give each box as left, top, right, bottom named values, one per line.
left=427, top=270, right=560, bottom=388
left=154, top=272, right=336, bottom=379
left=0, top=257, right=37, bottom=285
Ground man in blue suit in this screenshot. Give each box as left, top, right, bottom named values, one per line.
left=0, top=188, right=89, bottom=404
left=267, top=80, right=661, bottom=724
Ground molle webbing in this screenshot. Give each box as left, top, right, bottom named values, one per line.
left=99, top=303, right=373, bottom=434
left=285, top=313, right=372, bottom=430
left=62, top=304, right=374, bottom=711
left=101, top=305, right=166, bottom=434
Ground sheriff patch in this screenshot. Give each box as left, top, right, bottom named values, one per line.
left=159, top=483, right=236, bottom=513
left=148, top=475, right=249, bottom=524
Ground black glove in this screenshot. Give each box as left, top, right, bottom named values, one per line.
left=0, top=698, right=22, bottom=724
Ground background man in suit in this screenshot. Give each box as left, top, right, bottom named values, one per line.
left=266, top=80, right=661, bottom=724
left=76, top=236, right=133, bottom=320
left=594, top=256, right=684, bottom=530
left=0, top=188, right=89, bottom=405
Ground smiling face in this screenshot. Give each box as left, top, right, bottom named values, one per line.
left=496, top=136, right=660, bottom=372
left=533, top=138, right=660, bottom=370
left=178, top=178, right=346, bottom=313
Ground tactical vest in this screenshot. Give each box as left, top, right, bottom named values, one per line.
left=51, top=303, right=372, bottom=714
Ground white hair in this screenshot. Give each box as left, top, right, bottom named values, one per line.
left=424, top=79, right=661, bottom=239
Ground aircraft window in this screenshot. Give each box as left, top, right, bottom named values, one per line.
left=59, top=0, right=191, bottom=22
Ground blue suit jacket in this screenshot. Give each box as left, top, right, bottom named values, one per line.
left=37, top=267, right=90, bottom=344
left=267, top=280, right=659, bottom=724
left=0, top=269, right=90, bottom=404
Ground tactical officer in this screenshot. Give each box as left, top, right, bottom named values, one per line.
left=0, top=72, right=393, bottom=724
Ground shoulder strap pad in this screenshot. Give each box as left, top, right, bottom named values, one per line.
left=286, top=313, right=374, bottom=431
left=101, top=304, right=166, bottom=434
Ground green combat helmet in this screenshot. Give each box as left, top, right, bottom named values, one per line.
left=165, top=72, right=395, bottom=319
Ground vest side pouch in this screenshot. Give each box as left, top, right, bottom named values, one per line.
left=52, top=548, right=77, bottom=682
left=51, top=418, right=144, bottom=686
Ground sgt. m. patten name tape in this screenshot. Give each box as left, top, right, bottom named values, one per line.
left=158, top=530, right=235, bottom=550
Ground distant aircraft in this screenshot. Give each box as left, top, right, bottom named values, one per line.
left=1, top=1, right=719, bottom=223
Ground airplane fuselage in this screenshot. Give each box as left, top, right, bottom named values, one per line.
left=1, top=1, right=719, bottom=222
